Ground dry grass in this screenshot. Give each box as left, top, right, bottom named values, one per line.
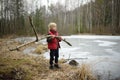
left=59, top=58, right=68, bottom=63
left=0, top=38, right=97, bottom=80
left=34, top=45, right=48, bottom=54
left=47, top=63, right=96, bottom=80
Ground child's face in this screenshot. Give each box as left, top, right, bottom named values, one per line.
left=52, top=26, right=57, bottom=31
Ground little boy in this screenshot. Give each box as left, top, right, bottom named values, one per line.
left=47, top=22, right=62, bottom=69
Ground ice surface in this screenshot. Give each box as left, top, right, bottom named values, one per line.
left=63, top=35, right=120, bottom=40
left=94, top=40, right=117, bottom=47
left=15, top=35, right=120, bottom=79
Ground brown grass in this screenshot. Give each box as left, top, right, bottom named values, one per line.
left=34, top=45, right=48, bottom=54
left=47, top=63, right=96, bottom=80
left=0, top=38, right=97, bottom=80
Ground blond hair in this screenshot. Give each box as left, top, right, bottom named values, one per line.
left=48, top=22, right=57, bottom=30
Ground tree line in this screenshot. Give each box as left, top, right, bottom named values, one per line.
left=0, top=0, right=120, bottom=37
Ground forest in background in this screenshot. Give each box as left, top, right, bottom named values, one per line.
left=0, top=0, right=120, bottom=37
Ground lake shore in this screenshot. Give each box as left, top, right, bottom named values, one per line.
left=0, top=38, right=96, bottom=80
left=0, top=36, right=120, bottom=80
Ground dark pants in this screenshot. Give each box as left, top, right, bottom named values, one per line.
left=49, top=48, right=59, bottom=66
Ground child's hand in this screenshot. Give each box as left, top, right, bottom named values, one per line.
left=56, top=36, right=63, bottom=41
left=60, top=37, right=63, bottom=40
left=51, top=35, right=55, bottom=38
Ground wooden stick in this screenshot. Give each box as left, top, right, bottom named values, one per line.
left=9, top=35, right=51, bottom=51
left=55, top=36, right=72, bottom=46
left=29, top=16, right=39, bottom=41
left=9, top=16, right=72, bottom=51
left=9, top=16, right=46, bottom=51
left=9, top=40, right=36, bottom=51
left=62, top=39, right=72, bottom=46
left=9, top=35, right=72, bottom=51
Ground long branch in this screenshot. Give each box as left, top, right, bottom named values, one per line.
left=9, top=16, right=72, bottom=51
left=9, top=35, right=51, bottom=51
left=9, top=35, right=72, bottom=51
left=29, top=16, right=39, bottom=41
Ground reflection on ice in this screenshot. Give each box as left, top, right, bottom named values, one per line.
left=94, top=40, right=117, bottom=47
left=105, top=49, right=119, bottom=56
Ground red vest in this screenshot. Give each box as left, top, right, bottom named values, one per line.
left=47, top=30, right=61, bottom=49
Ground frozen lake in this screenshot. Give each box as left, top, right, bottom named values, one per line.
left=15, top=35, right=120, bottom=80
left=44, top=35, right=120, bottom=80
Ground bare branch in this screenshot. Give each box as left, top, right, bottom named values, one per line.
left=29, top=16, right=39, bottom=41
left=9, top=16, right=72, bottom=51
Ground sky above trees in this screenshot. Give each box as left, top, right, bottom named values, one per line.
left=26, top=0, right=91, bottom=12
left=26, top=0, right=91, bottom=6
